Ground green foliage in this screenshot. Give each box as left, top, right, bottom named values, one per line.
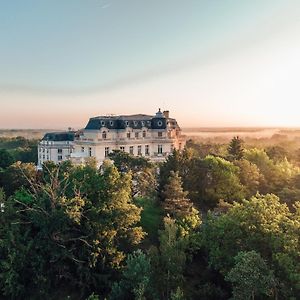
left=162, top=171, right=188, bottom=200
left=162, top=171, right=201, bottom=233
left=226, top=251, right=275, bottom=300
left=134, top=197, right=163, bottom=243
left=227, top=136, right=245, bottom=160
left=266, top=145, right=288, bottom=162
left=170, top=287, right=185, bottom=300
left=108, top=150, right=152, bottom=172
left=0, top=162, right=145, bottom=298
left=0, top=149, right=14, bottom=169
left=160, top=151, right=244, bottom=210
left=150, top=216, right=188, bottom=299
left=201, top=194, right=300, bottom=298
left=2, top=137, right=300, bottom=299
left=108, top=150, right=157, bottom=198
left=0, top=161, right=37, bottom=196
left=244, top=148, right=300, bottom=195
left=86, top=293, right=100, bottom=300
left=0, top=136, right=38, bottom=164
left=110, top=249, right=152, bottom=300
left=234, top=159, right=261, bottom=198
left=201, top=155, right=245, bottom=207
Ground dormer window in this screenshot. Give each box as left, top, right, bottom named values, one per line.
left=157, top=121, right=163, bottom=127
left=126, top=121, right=129, bottom=126
left=134, top=121, right=138, bottom=126
left=147, top=121, right=151, bottom=126
left=102, top=131, right=107, bottom=139
left=110, top=121, right=114, bottom=126
left=101, top=121, right=105, bottom=126
left=141, top=121, right=145, bottom=127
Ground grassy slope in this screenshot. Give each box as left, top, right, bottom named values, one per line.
left=134, top=197, right=163, bottom=245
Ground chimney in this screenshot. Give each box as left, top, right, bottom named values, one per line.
left=163, top=110, right=170, bottom=118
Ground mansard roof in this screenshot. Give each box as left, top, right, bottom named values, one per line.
left=42, top=131, right=75, bottom=141
left=85, top=113, right=169, bottom=130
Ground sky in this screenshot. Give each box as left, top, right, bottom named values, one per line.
left=1, top=0, right=300, bottom=129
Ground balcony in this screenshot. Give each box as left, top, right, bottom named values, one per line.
left=153, top=152, right=169, bottom=157
left=70, top=152, right=89, bottom=158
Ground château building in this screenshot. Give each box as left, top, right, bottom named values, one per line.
left=38, top=131, right=75, bottom=167
left=38, top=109, right=185, bottom=168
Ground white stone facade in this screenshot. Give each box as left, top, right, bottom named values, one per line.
left=38, top=110, right=185, bottom=167
left=38, top=132, right=75, bottom=168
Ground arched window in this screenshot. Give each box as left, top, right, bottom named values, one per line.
left=102, top=131, right=107, bottom=139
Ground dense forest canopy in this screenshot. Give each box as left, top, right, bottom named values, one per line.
left=0, top=135, right=299, bottom=299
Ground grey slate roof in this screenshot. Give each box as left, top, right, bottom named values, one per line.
left=42, top=131, right=75, bottom=141
left=84, top=113, right=170, bottom=130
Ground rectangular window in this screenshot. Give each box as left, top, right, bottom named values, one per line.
left=89, top=147, right=92, bottom=157
left=58, top=155, right=63, bottom=161
left=127, top=132, right=131, bottom=139
left=135, top=132, right=139, bottom=139
left=129, top=146, right=134, bottom=155
left=58, top=148, right=62, bottom=154
left=158, top=144, right=163, bottom=154
left=120, top=146, right=125, bottom=152
left=138, top=145, right=142, bottom=156
left=143, top=131, right=146, bottom=138
left=105, top=147, right=110, bottom=157
left=145, top=145, right=149, bottom=156
left=158, top=132, right=163, bottom=137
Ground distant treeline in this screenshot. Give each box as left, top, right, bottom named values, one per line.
left=0, top=136, right=38, bottom=166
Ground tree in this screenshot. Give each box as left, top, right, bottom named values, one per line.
left=107, top=150, right=157, bottom=198
left=266, top=146, right=288, bottom=162
left=225, top=251, right=275, bottom=300
left=201, top=155, right=245, bottom=208
left=162, top=171, right=201, bottom=231
left=150, top=216, right=188, bottom=299
left=0, top=161, right=37, bottom=196
left=227, top=136, right=244, bottom=160
left=162, top=171, right=188, bottom=200
left=108, top=150, right=152, bottom=173
left=201, top=194, right=300, bottom=298
left=0, top=149, right=14, bottom=169
left=244, top=148, right=300, bottom=195
left=110, top=250, right=152, bottom=300
left=234, top=159, right=261, bottom=198
left=159, top=149, right=183, bottom=197
left=0, top=162, right=145, bottom=298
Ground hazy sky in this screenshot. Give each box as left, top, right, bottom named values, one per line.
left=1, top=0, right=300, bottom=129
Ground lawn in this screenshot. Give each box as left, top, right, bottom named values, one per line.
left=134, top=197, right=163, bottom=244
